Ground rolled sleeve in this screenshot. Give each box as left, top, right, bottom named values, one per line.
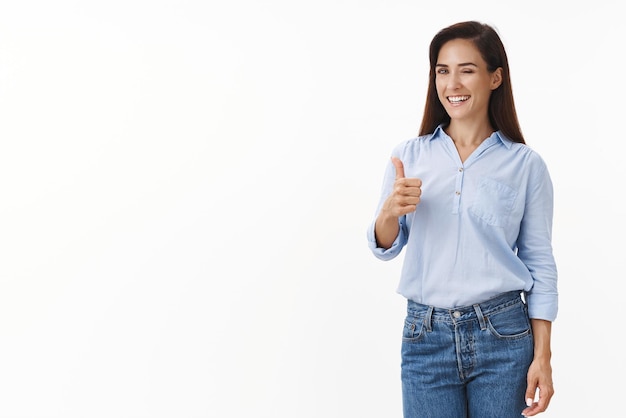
left=366, top=216, right=407, bottom=261
left=526, top=291, right=558, bottom=322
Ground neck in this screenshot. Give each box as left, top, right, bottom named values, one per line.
left=445, top=119, right=494, bottom=147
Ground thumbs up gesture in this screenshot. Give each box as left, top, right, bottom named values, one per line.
left=383, top=157, right=422, bottom=217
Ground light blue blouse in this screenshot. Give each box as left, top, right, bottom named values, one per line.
left=367, top=125, right=558, bottom=321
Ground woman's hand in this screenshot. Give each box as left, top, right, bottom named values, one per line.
left=381, top=157, right=422, bottom=217
left=522, top=319, right=554, bottom=416
left=374, top=157, right=422, bottom=249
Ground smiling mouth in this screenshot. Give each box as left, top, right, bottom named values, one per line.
left=448, top=95, right=470, bottom=103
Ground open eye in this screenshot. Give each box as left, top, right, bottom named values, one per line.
left=436, top=68, right=449, bottom=75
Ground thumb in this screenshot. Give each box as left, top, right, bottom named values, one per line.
left=525, top=387, right=537, bottom=407
left=391, top=157, right=405, bottom=179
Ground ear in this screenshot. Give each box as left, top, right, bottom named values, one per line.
left=491, top=67, right=503, bottom=90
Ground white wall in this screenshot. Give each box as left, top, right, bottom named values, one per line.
left=0, top=1, right=622, bottom=417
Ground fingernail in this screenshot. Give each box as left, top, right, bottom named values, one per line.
left=526, top=398, right=533, bottom=406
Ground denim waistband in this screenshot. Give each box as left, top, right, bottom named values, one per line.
left=406, top=290, right=524, bottom=324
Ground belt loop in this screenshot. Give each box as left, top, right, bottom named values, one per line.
left=473, top=303, right=487, bottom=331
left=423, top=306, right=434, bottom=332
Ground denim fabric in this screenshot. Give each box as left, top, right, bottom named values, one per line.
left=401, top=290, right=533, bottom=418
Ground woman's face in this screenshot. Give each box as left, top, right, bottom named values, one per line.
left=435, top=38, right=502, bottom=123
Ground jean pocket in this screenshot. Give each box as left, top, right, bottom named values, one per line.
left=402, top=315, right=426, bottom=342
left=469, top=178, right=517, bottom=227
left=486, top=304, right=531, bottom=340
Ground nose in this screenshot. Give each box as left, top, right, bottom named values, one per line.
left=447, top=72, right=462, bottom=89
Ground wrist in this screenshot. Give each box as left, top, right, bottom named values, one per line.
left=378, top=208, right=399, bottom=224
left=532, top=350, right=552, bottom=362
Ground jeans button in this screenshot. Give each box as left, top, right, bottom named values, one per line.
left=453, top=311, right=461, bottom=318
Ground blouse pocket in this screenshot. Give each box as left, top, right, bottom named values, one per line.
left=469, top=177, right=517, bottom=227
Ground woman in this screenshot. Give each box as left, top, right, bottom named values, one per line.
left=367, top=21, right=557, bottom=417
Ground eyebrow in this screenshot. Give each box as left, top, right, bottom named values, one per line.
left=436, top=62, right=479, bottom=68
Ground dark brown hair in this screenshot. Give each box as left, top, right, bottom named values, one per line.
left=418, top=21, right=525, bottom=144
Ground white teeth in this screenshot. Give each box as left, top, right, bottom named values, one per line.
left=448, top=95, right=469, bottom=103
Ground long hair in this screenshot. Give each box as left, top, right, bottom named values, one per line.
left=418, top=21, right=525, bottom=144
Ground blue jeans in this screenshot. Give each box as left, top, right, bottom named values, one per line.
left=401, top=290, right=533, bottom=418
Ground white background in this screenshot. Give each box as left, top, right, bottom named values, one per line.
left=0, top=1, right=623, bottom=417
